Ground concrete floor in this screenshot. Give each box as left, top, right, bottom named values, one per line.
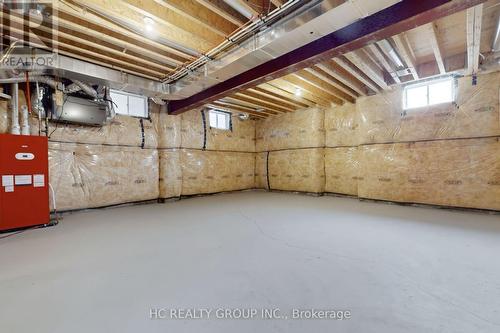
left=1, top=192, right=500, bottom=333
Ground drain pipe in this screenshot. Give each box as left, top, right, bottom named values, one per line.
left=10, top=83, right=20, bottom=135
left=21, top=105, right=30, bottom=135
left=493, top=16, right=500, bottom=52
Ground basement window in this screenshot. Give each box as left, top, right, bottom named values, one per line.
left=110, top=90, right=148, bottom=118
left=403, top=77, right=455, bottom=110
left=208, top=109, right=231, bottom=130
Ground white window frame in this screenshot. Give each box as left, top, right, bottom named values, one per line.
left=110, top=89, right=149, bottom=118
left=403, top=77, right=455, bottom=111
left=208, top=109, right=232, bottom=131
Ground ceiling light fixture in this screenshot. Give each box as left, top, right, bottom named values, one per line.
left=294, top=88, right=302, bottom=97
left=144, top=16, right=155, bottom=32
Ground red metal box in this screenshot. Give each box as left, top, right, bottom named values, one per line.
left=0, top=134, right=50, bottom=232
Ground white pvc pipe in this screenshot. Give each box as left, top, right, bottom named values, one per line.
left=21, top=104, right=30, bottom=135
left=10, top=83, right=20, bottom=135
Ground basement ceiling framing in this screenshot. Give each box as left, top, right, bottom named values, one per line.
left=194, top=0, right=500, bottom=118
left=1, top=0, right=499, bottom=119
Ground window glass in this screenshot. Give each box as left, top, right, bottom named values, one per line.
left=428, top=79, right=453, bottom=105
left=110, top=90, right=148, bottom=118
left=128, top=95, right=147, bottom=117
left=217, top=113, right=227, bottom=129
left=110, top=91, right=128, bottom=115
left=209, top=112, right=217, bottom=128
left=406, top=85, right=427, bottom=109
left=403, top=77, right=454, bottom=110
left=208, top=110, right=231, bottom=130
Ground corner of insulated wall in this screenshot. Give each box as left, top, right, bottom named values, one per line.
left=254, top=71, right=500, bottom=211
left=158, top=107, right=256, bottom=199
left=255, top=107, right=326, bottom=193
left=355, top=72, right=500, bottom=211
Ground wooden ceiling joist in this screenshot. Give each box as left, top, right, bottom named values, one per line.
left=233, top=0, right=262, bottom=17
left=309, top=66, right=360, bottom=98
left=285, top=75, right=343, bottom=105
left=315, top=60, right=367, bottom=96
left=222, top=97, right=283, bottom=115
left=57, top=3, right=193, bottom=64
left=425, top=23, right=446, bottom=74
left=466, top=4, right=483, bottom=75
left=366, top=44, right=401, bottom=84
left=290, top=75, right=345, bottom=105
left=194, top=0, right=248, bottom=26
left=270, top=79, right=331, bottom=107
left=70, top=0, right=214, bottom=53
left=250, top=86, right=311, bottom=109
left=119, top=0, right=225, bottom=46
left=332, top=57, right=380, bottom=94
left=214, top=100, right=278, bottom=116
left=240, top=90, right=299, bottom=110
left=3, top=7, right=186, bottom=70
left=208, top=103, right=266, bottom=118
left=9, top=12, right=174, bottom=73
left=344, top=51, right=388, bottom=90
left=154, top=0, right=238, bottom=37
left=392, top=34, right=419, bottom=80
left=232, top=93, right=294, bottom=113
left=301, top=68, right=357, bottom=102
left=3, top=32, right=161, bottom=81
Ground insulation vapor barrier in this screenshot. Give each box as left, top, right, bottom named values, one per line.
left=255, top=152, right=269, bottom=190
left=32, top=115, right=158, bottom=148
left=207, top=118, right=256, bottom=152
left=49, top=143, right=159, bottom=211
left=159, top=149, right=255, bottom=198
left=256, top=107, right=325, bottom=151
left=356, top=72, right=500, bottom=144
left=180, top=108, right=205, bottom=149
left=253, top=72, right=500, bottom=210
left=358, top=138, right=500, bottom=211
left=178, top=108, right=256, bottom=151
left=325, top=147, right=359, bottom=196
left=268, top=148, right=325, bottom=193
left=158, top=107, right=257, bottom=199
left=2, top=71, right=500, bottom=212
left=154, top=109, right=181, bottom=149
left=325, top=102, right=358, bottom=147
left=159, top=150, right=182, bottom=199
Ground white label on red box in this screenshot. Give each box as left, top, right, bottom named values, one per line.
left=4, top=185, right=14, bottom=193
left=15, top=153, right=35, bottom=160
left=34, top=174, right=45, bottom=187
left=14, top=175, right=32, bottom=185
left=2, top=175, right=14, bottom=187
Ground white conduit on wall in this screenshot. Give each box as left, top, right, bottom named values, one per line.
left=10, top=83, right=20, bottom=135
left=21, top=105, right=30, bottom=135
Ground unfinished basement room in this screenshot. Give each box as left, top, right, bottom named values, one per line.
left=1, top=0, right=500, bottom=332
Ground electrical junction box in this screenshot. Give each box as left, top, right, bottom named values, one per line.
left=0, top=134, right=50, bottom=232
